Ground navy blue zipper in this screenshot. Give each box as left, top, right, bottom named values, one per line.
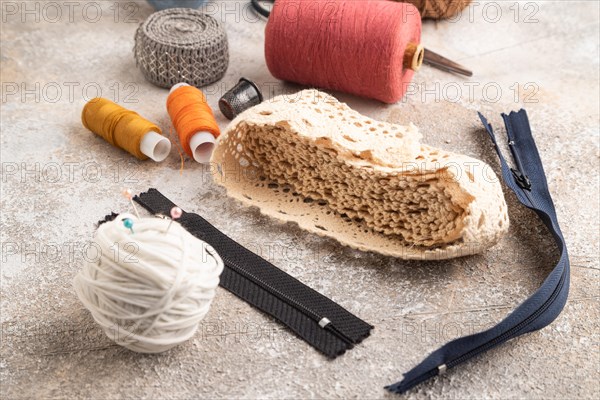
left=386, top=110, right=570, bottom=394
left=395, top=264, right=567, bottom=392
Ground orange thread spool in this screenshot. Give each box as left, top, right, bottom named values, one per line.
left=167, top=84, right=220, bottom=163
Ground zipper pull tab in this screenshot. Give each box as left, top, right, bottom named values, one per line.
left=318, top=318, right=331, bottom=328
left=437, top=364, right=447, bottom=375
left=508, top=140, right=532, bottom=190
left=510, top=168, right=531, bottom=190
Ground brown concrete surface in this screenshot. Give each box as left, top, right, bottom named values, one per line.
left=1, top=1, right=599, bottom=399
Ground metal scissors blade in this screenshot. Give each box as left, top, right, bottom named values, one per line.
left=423, top=48, right=473, bottom=77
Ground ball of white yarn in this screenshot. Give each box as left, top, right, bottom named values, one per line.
left=73, top=213, right=223, bottom=353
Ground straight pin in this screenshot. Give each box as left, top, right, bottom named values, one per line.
left=123, top=218, right=134, bottom=234
left=122, top=188, right=140, bottom=218
left=166, top=207, right=182, bottom=232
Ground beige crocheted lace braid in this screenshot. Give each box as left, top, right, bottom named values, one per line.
left=211, top=89, right=509, bottom=260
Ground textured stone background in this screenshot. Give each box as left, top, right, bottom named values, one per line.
left=1, top=1, right=598, bottom=399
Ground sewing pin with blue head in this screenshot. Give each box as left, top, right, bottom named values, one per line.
left=123, top=218, right=134, bottom=234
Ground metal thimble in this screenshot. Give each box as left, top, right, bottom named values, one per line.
left=219, top=78, right=263, bottom=120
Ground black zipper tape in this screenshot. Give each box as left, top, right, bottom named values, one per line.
left=134, top=189, right=373, bottom=358
left=386, top=109, right=570, bottom=394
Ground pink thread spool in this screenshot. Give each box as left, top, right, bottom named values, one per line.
left=265, top=0, right=424, bottom=103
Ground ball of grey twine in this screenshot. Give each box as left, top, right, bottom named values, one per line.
left=134, top=8, right=229, bottom=88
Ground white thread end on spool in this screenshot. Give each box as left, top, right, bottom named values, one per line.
left=169, top=82, right=215, bottom=163
left=170, top=82, right=190, bottom=93
left=189, top=132, right=216, bottom=163
left=140, top=131, right=171, bottom=162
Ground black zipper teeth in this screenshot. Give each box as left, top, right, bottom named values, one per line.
left=221, top=255, right=354, bottom=346
left=325, top=322, right=355, bottom=345
left=134, top=195, right=355, bottom=347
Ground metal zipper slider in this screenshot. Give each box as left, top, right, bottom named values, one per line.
left=319, top=317, right=331, bottom=328
left=508, top=140, right=532, bottom=190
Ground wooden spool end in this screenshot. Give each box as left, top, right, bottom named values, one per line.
left=403, top=43, right=425, bottom=71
